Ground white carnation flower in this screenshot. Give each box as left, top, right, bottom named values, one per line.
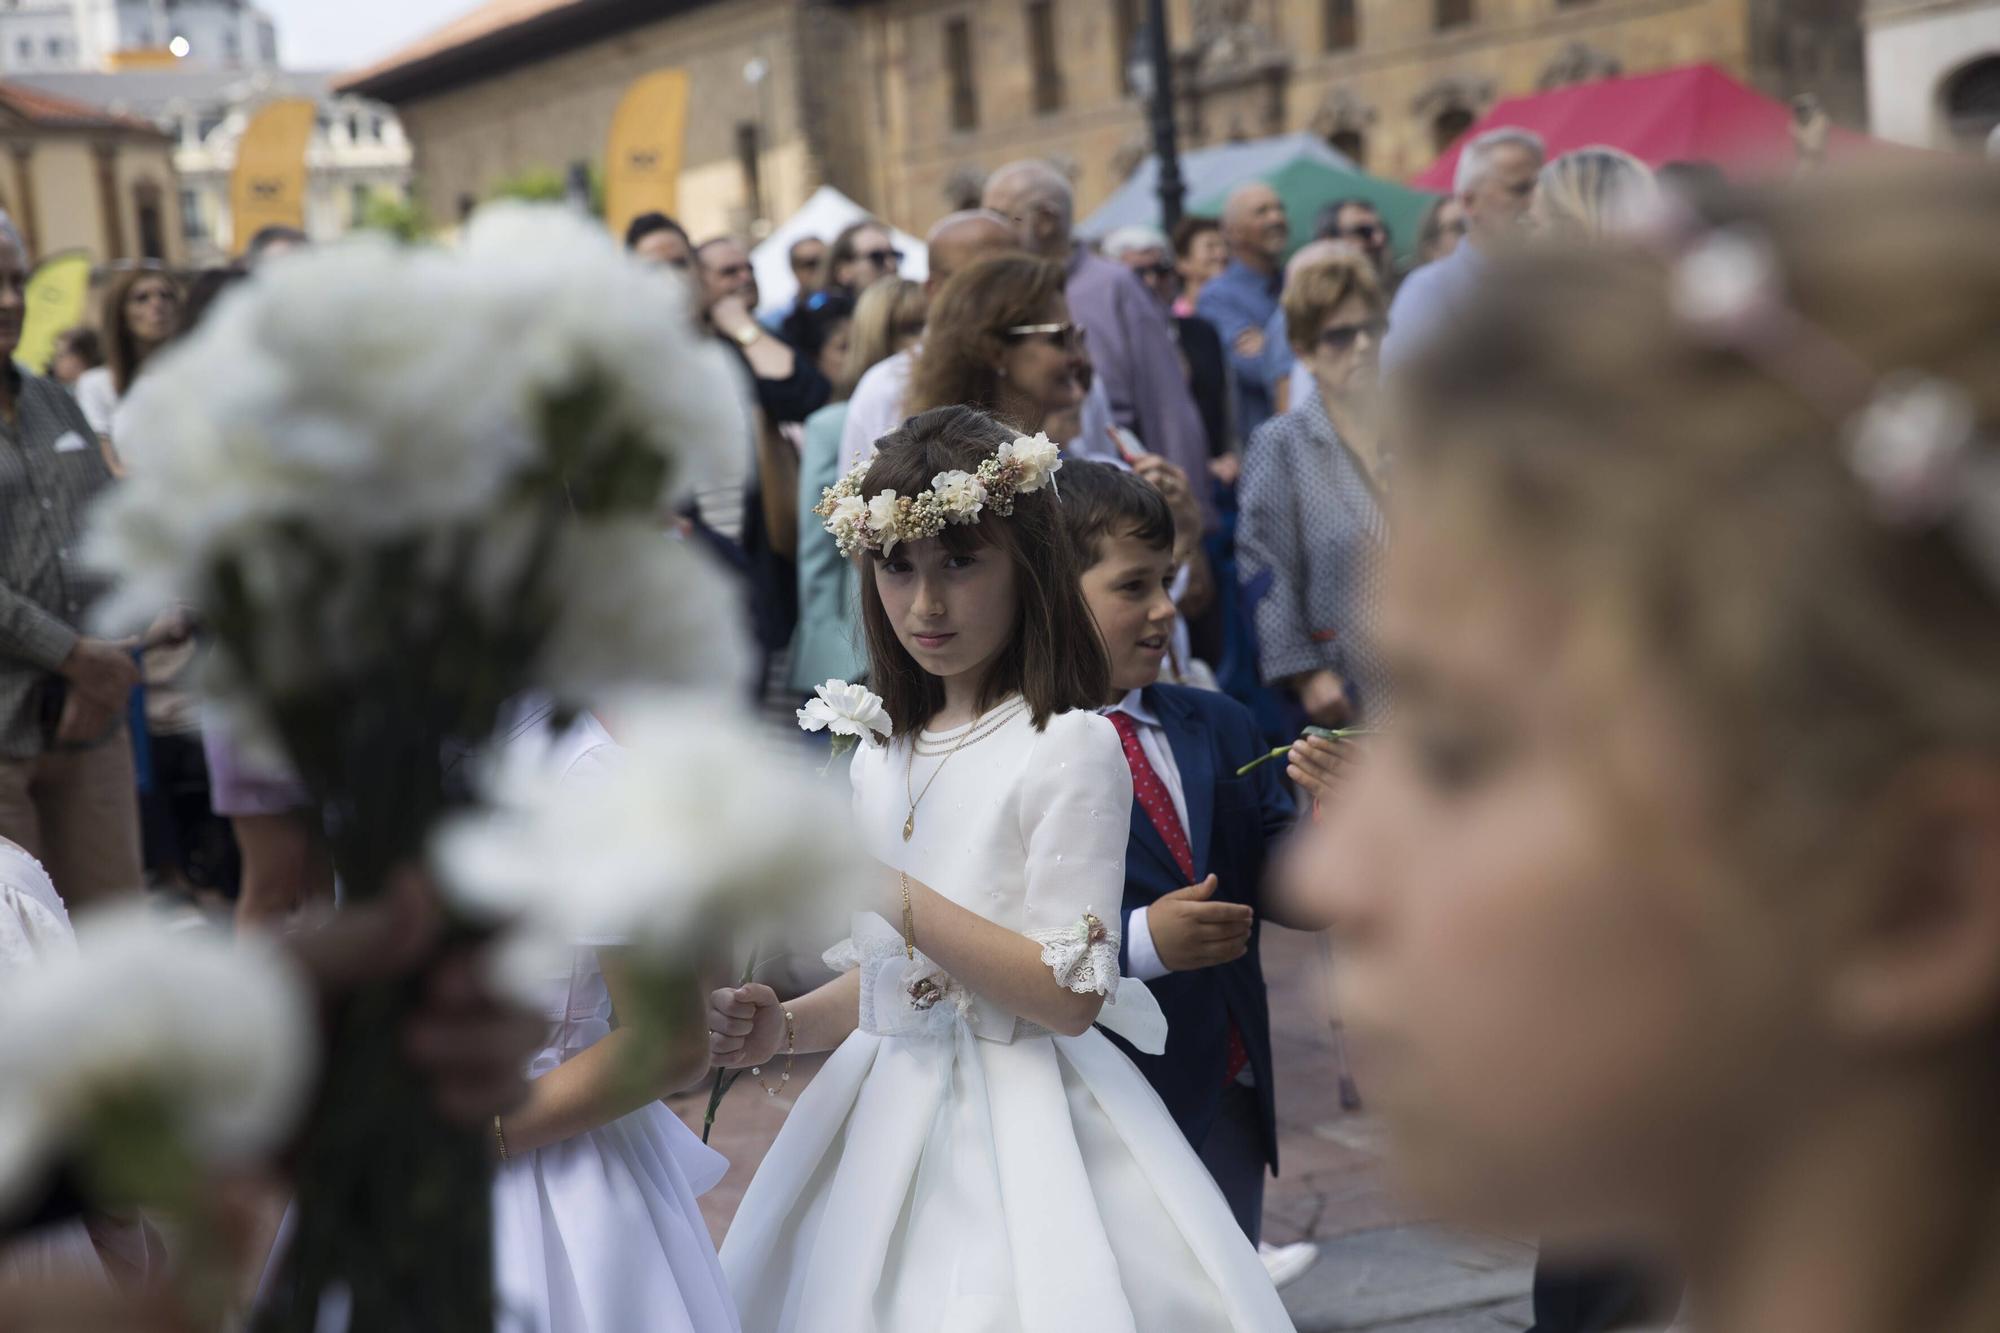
left=1672, top=228, right=1779, bottom=332
left=0, top=908, right=315, bottom=1212
left=930, top=470, right=988, bottom=519
left=434, top=692, right=869, bottom=956
left=797, top=680, right=892, bottom=745
left=866, top=490, right=904, bottom=552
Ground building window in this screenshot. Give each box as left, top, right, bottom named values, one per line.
left=135, top=183, right=166, bottom=261
left=1324, top=0, right=1358, bottom=52
left=351, top=184, right=371, bottom=225
left=1433, top=107, right=1475, bottom=153
left=180, top=187, right=204, bottom=240
left=346, top=114, right=361, bottom=142
left=1943, top=56, right=2000, bottom=152
left=1435, top=0, right=1472, bottom=30
left=1113, top=0, right=1143, bottom=95
left=43, top=35, right=60, bottom=59
left=15, top=37, right=31, bottom=61
left=1026, top=1, right=1063, bottom=115
left=1330, top=127, right=1366, bottom=167
left=735, top=120, right=765, bottom=224
left=944, top=16, right=977, bottom=132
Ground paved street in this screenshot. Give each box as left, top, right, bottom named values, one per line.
left=672, top=926, right=1536, bottom=1332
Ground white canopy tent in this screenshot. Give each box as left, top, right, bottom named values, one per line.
left=750, top=185, right=928, bottom=321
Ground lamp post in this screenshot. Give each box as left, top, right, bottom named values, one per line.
left=1127, top=0, right=1185, bottom=232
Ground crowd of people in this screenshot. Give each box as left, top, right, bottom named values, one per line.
left=2, top=124, right=1998, bottom=1333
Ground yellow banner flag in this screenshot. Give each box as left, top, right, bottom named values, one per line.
left=604, top=69, right=690, bottom=240
left=229, top=98, right=315, bottom=258
left=18, top=250, right=92, bottom=374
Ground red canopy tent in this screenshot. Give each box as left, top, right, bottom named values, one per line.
left=1413, top=63, right=1883, bottom=190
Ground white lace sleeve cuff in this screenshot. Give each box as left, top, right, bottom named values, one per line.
left=1027, top=911, right=1121, bottom=999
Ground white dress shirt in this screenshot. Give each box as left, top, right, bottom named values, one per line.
left=1103, top=689, right=1187, bottom=984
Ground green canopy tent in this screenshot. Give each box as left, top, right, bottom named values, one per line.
left=1189, top=156, right=1438, bottom=265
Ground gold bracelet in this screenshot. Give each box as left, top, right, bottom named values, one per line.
left=754, top=1008, right=797, bottom=1098
left=492, top=1115, right=509, bottom=1163
left=900, top=871, right=916, bottom=960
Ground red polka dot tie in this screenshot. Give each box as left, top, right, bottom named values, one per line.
left=1107, top=711, right=1251, bottom=1084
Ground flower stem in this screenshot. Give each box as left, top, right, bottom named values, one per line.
left=1235, top=727, right=1381, bottom=777
left=701, top=948, right=758, bottom=1144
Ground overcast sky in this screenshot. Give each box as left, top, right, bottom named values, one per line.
left=262, top=0, right=478, bottom=73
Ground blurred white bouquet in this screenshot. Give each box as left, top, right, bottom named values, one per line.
left=0, top=908, right=312, bottom=1316
left=85, top=204, right=752, bottom=1333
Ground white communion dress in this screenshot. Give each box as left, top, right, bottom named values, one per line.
left=486, top=709, right=742, bottom=1333
left=718, top=703, right=1296, bottom=1332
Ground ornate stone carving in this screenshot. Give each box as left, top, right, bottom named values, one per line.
left=1538, top=42, right=1623, bottom=90
left=1411, top=74, right=1496, bottom=119
left=1310, top=87, right=1378, bottom=140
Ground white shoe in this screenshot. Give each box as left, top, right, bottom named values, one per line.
left=1258, top=1239, right=1318, bottom=1289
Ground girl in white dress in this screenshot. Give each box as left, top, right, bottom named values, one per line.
left=710, top=407, right=1294, bottom=1332
left=481, top=702, right=741, bottom=1333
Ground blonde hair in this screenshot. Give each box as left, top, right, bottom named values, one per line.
left=1398, top=162, right=2000, bottom=858
left=1532, top=146, right=1659, bottom=240
left=841, top=276, right=926, bottom=399
left=1282, top=252, right=1384, bottom=351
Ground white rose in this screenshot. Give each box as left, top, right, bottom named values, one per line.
left=997, top=432, right=1063, bottom=493
left=929, top=470, right=988, bottom=520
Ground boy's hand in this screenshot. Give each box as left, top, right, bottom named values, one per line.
left=1286, top=734, right=1355, bottom=805
left=1151, top=875, right=1253, bottom=971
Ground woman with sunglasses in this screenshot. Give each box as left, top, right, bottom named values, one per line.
left=1237, top=251, right=1389, bottom=732
left=821, top=218, right=902, bottom=301
left=74, top=268, right=183, bottom=476
left=904, top=255, right=1082, bottom=439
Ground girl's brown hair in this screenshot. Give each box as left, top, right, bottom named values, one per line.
left=857, top=405, right=1109, bottom=736
left=101, top=267, right=183, bottom=395
left=904, top=256, right=1067, bottom=423
left=1397, top=162, right=2000, bottom=865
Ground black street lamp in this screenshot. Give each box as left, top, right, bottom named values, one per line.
left=1126, top=0, right=1186, bottom=232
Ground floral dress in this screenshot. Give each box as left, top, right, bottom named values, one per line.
left=719, top=704, right=1295, bottom=1332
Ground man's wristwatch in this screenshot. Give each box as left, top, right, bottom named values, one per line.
left=730, top=323, right=762, bottom=349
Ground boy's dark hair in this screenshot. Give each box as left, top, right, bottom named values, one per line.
left=623, top=211, right=689, bottom=252
left=858, top=405, right=1109, bottom=736
left=1056, top=460, right=1175, bottom=567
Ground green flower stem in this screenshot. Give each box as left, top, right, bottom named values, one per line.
left=701, top=949, right=759, bottom=1144
left=1234, top=727, right=1381, bottom=777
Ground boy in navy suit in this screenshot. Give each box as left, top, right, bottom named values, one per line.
left=1060, top=462, right=1343, bottom=1287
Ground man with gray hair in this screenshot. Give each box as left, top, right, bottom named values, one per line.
left=1196, top=181, right=1292, bottom=443
left=0, top=213, right=145, bottom=906
left=984, top=161, right=1213, bottom=523
left=1381, top=126, right=1545, bottom=373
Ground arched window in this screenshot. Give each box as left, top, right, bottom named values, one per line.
left=133, top=179, right=166, bottom=260
left=1941, top=55, right=2000, bottom=152
left=1329, top=128, right=1366, bottom=168
left=1432, top=107, right=1475, bottom=155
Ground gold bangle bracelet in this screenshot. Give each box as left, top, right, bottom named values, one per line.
left=492, top=1114, right=510, bottom=1163
left=900, top=871, right=916, bottom=960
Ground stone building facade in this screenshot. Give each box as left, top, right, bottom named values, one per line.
left=0, top=78, right=185, bottom=263
left=344, top=0, right=1868, bottom=243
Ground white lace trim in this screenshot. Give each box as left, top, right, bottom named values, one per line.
left=1027, top=911, right=1121, bottom=1000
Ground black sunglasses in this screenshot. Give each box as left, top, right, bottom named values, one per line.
left=1339, top=223, right=1385, bottom=245
left=1316, top=317, right=1387, bottom=353
left=857, top=248, right=904, bottom=269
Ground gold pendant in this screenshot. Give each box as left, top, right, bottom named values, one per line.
left=902, top=813, right=916, bottom=841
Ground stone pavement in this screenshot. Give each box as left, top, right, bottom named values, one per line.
left=670, top=925, right=1536, bottom=1331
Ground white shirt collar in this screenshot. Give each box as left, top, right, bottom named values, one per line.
left=1103, top=688, right=1161, bottom=730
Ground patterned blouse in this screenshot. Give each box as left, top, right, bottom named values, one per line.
left=1237, top=390, right=1391, bottom=722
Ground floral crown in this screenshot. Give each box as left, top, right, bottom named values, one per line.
left=815, top=432, right=1063, bottom=558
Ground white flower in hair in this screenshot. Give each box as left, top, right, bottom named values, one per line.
left=995, top=432, right=1063, bottom=494
left=797, top=679, right=892, bottom=747
left=1846, top=372, right=1979, bottom=525
left=866, top=490, right=905, bottom=553
left=1672, top=227, right=1781, bottom=333
left=930, top=469, right=988, bottom=519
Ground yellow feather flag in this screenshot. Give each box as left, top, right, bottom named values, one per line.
left=18, top=250, right=92, bottom=374
left=604, top=69, right=690, bottom=240
left=229, top=98, right=316, bottom=258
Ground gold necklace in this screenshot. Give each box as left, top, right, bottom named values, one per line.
left=903, top=698, right=1025, bottom=840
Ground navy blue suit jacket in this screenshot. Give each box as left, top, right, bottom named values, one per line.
left=1106, top=683, right=1294, bottom=1171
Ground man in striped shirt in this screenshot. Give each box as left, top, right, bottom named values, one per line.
left=0, top=217, right=143, bottom=906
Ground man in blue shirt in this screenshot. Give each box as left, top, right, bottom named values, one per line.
left=1382, top=127, right=1545, bottom=375
left=1195, top=182, right=1291, bottom=444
